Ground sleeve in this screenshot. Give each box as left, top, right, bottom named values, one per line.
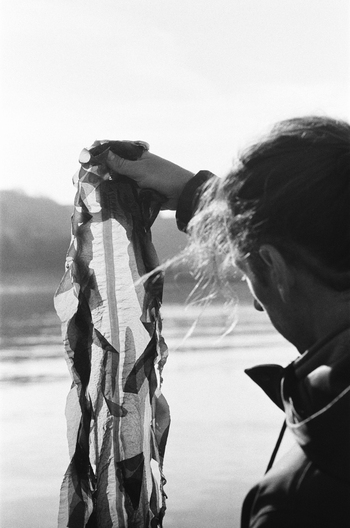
left=175, top=170, right=216, bottom=232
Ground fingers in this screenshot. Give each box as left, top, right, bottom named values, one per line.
left=106, top=150, right=141, bottom=178
left=133, top=140, right=150, bottom=151
left=106, top=150, right=163, bottom=182
left=104, top=147, right=195, bottom=211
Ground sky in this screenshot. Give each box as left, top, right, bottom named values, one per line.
left=1, top=0, right=350, bottom=205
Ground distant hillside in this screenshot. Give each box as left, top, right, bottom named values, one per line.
left=0, top=190, right=188, bottom=275
left=0, top=190, right=73, bottom=273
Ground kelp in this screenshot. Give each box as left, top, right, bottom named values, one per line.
left=54, top=141, right=170, bottom=527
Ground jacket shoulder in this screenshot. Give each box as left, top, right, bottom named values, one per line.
left=242, top=443, right=350, bottom=528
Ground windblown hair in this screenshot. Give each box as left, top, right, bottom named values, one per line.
left=185, top=116, right=350, bottom=294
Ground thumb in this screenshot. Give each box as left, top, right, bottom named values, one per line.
left=106, top=150, right=137, bottom=177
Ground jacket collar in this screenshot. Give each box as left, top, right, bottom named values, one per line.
left=244, top=323, right=350, bottom=410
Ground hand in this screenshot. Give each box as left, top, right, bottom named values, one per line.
left=106, top=149, right=194, bottom=210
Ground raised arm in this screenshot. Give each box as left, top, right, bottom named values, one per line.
left=106, top=148, right=194, bottom=211
left=105, top=144, right=214, bottom=230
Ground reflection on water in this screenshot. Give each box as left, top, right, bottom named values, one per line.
left=0, top=273, right=294, bottom=384
left=1, top=273, right=65, bottom=383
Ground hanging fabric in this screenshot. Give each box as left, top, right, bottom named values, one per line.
left=54, top=140, right=170, bottom=528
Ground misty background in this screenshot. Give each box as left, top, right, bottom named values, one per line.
left=0, top=189, right=188, bottom=277
left=1, top=0, right=349, bottom=207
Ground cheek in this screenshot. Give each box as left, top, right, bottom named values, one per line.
left=243, top=276, right=265, bottom=312
left=240, top=266, right=294, bottom=341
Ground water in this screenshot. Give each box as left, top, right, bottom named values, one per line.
left=0, top=273, right=298, bottom=527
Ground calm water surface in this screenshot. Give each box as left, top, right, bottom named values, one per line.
left=0, top=273, right=297, bottom=528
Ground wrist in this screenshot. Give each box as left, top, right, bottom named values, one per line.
left=176, top=171, right=215, bottom=231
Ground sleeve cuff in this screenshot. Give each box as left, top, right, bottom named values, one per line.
left=175, top=170, right=215, bottom=232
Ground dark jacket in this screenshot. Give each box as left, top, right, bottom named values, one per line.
left=242, top=327, right=350, bottom=527
left=176, top=173, right=350, bottom=528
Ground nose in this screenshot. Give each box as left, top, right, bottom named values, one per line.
left=254, top=299, right=264, bottom=312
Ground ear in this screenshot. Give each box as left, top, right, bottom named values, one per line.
left=258, top=244, right=294, bottom=302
